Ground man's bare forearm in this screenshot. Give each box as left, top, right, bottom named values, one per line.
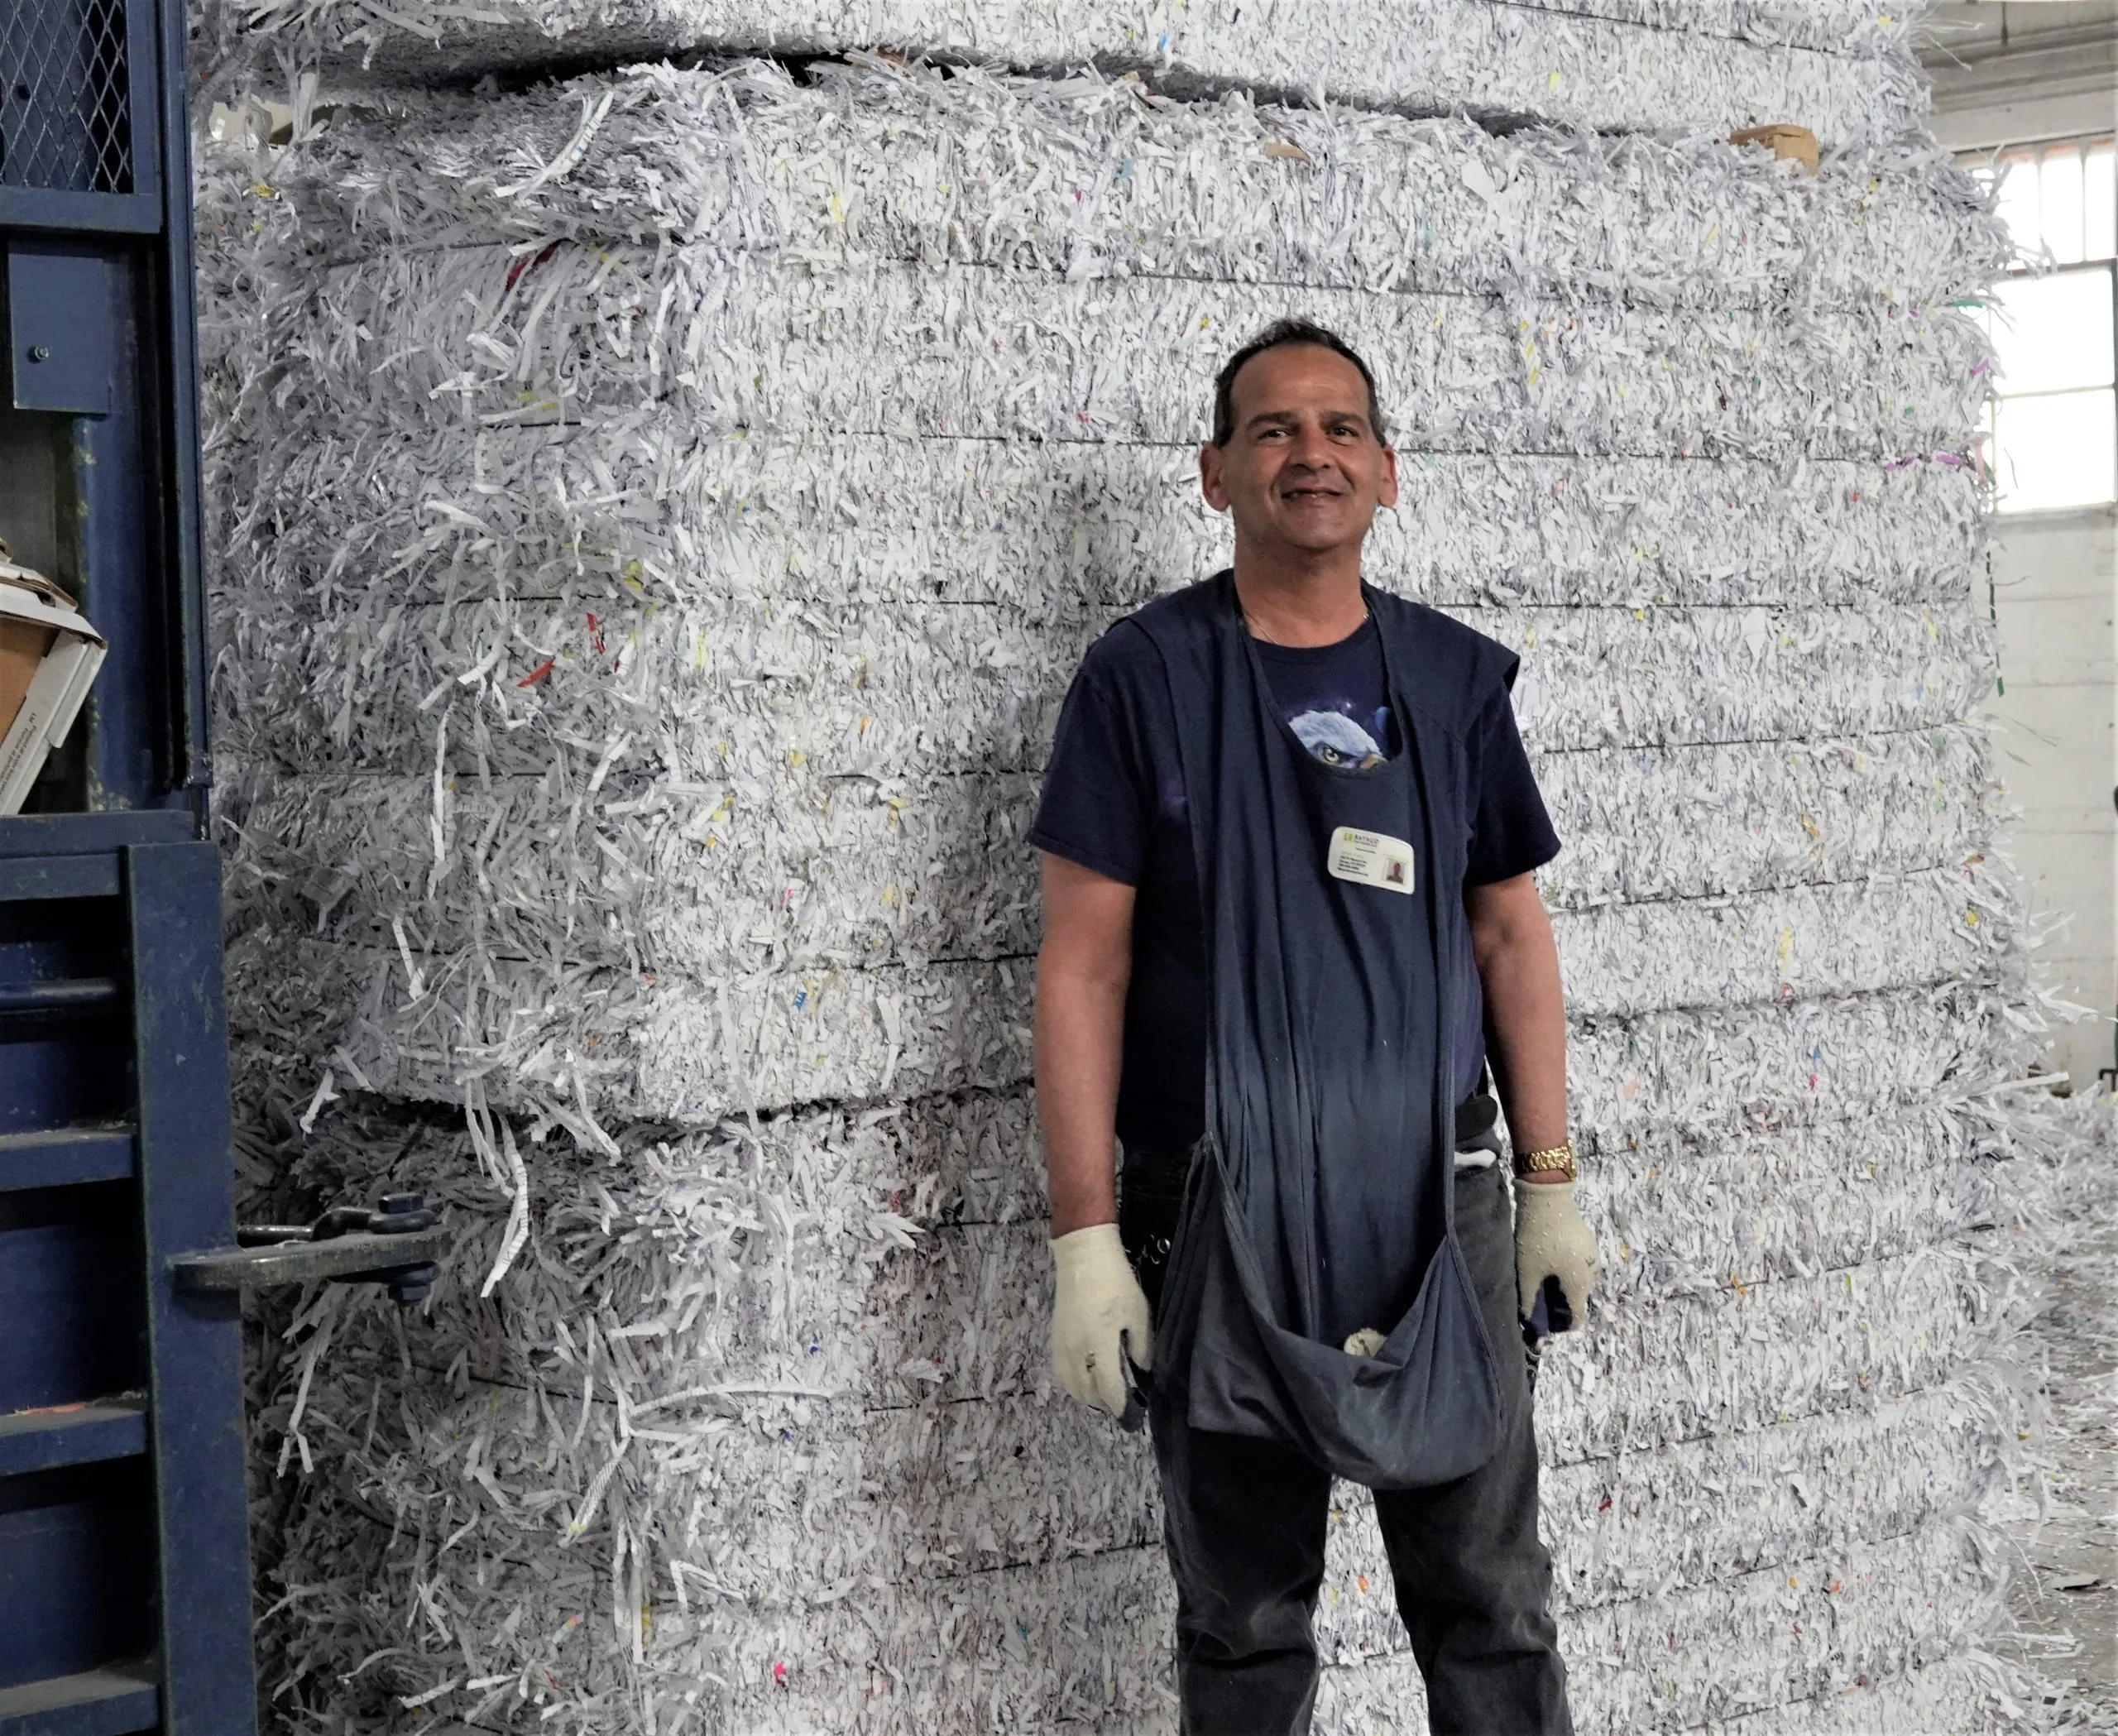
left=1467, top=872, right=1569, bottom=1164
left=1035, top=856, right=1137, bottom=1237
left=1036, top=965, right=1127, bottom=1235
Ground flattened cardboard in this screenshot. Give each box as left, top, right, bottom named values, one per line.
left=0, top=553, right=106, bottom=813
left=1728, top=122, right=1820, bottom=176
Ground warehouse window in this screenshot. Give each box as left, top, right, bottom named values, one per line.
left=1966, top=136, right=2116, bottom=514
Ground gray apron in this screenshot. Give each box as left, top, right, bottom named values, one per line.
left=1136, top=573, right=1507, bottom=1489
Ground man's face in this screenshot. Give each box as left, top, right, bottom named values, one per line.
left=1199, top=344, right=1397, bottom=559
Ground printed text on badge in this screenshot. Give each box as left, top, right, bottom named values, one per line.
left=1326, top=827, right=1416, bottom=894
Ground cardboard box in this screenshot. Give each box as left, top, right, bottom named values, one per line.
left=1727, top=124, right=1819, bottom=177
left=0, top=544, right=106, bottom=813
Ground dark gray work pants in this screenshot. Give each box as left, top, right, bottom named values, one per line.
left=1128, top=1159, right=1573, bottom=1736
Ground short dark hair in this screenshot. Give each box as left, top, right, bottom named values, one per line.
left=1210, top=319, right=1388, bottom=447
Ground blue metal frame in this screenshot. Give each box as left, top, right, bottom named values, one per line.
left=0, top=0, right=165, bottom=239
left=0, top=826, right=260, bottom=1734
left=127, top=844, right=252, bottom=1733
left=151, top=0, right=209, bottom=791
left=0, top=0, right=258, bottom=1729
left=0, top=1669, right=161, bottom=1736
left=0, top=189, right=161, bottom=237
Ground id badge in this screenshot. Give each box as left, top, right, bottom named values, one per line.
left=1326, top=826, right=1416, bottom=894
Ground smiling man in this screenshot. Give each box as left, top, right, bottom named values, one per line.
left=1031, top=320, right=1596, bottom=1735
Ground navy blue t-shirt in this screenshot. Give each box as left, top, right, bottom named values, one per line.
left=1030, top=606, right=1560, bottom=1156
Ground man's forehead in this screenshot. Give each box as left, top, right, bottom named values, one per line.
left=1230, top=344, right=1371, bottom=420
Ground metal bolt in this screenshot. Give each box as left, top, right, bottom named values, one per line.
left=376, top=1193, right=436, bottom=1306
left=26, top=346, right=49, bottom=363
left=388, top=1263, right=438, bottom=1308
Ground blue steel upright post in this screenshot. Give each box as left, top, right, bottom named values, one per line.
left=0, top=1, right=260, bottom=1730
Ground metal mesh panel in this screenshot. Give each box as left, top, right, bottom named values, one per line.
left=0, top=0, right=133, bottom=195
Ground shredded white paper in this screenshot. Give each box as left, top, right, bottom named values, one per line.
left=194, top=1, right=1922, bottom=146
left=195, top=19, right=2106, bottom=1735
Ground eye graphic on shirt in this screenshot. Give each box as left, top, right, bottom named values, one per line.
left=1288, top=708, right=1385, bottom=770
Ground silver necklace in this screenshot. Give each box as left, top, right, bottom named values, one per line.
left=1242, top=601, right=1370, bottom=647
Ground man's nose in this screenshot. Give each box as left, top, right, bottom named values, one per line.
left=1284, top=424, right=1337, bottom=470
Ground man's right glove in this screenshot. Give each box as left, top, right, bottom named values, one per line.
left=1050, top=1221, right=1153, bottom=1417
left=1514, top=1178, right=1598, bottom=1332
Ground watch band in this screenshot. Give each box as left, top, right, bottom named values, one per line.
left=1513, top=1138, right=1577, bottom=1182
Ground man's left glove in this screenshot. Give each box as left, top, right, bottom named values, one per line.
left=1514, top=1178, right=1598, bottom=1332
left=1050, top=1222, right=1153, bottom=1417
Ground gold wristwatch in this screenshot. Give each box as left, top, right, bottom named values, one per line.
left=1512, top=1139, right=1577, bottom=1182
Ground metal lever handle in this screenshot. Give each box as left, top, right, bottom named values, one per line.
left=172, top=1192, right=445, bottom=1305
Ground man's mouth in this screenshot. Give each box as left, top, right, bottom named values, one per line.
left=1281, top=485, right=1342, bottom=503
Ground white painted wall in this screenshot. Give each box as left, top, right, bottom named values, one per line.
left=1924, top=6, right=2118, bottom=1089
left=1983, top=507, right=2118, bottom=1086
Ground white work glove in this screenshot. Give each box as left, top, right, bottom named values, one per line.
left=1050, top=1222, right=1153, bottom=1417
left=1514, top=1178, right=1598, bottom=1332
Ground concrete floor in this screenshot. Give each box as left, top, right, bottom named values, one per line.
left=1994, top=1148, right=2118, bottom=1731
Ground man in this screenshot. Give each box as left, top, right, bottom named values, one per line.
left=1030, top=319, right=1598, bottom=1735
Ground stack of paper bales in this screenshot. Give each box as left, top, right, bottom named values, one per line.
left=194, top=0, right=1921, bottom=136
left=192, top=4, right=2071, bottom=1730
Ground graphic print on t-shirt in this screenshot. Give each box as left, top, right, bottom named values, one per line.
left=1287, top=704, right=1392, bottom=770
left=1257, top=620, right=1399, bottom=772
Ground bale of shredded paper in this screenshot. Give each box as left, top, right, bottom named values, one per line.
left=192, top=0, right=1920, bottom=146
left=197, top=20, right=2101, bottom=1736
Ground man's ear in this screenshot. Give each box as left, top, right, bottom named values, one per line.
left=1199, top=441, right=1230, bottom=513
left=1376, top=444, right=1399, bottom=511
